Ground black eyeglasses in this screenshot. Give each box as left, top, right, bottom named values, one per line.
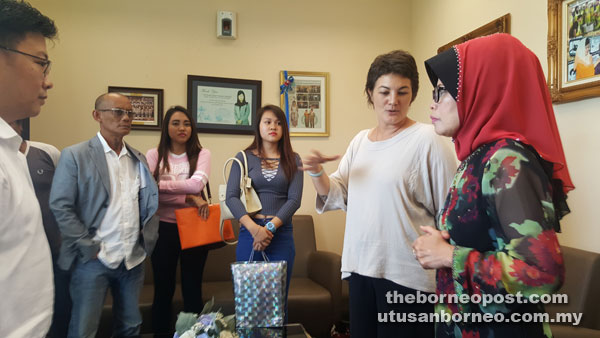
left=97, top=108, right=135, bottom=119
left=432, top=85, right=447, bottom=103
left=0, top=45, right=52, bottom=76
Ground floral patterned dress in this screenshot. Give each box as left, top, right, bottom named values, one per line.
left=435, top=139, right=564, bottom=338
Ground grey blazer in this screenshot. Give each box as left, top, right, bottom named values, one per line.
left=49, top=136, right=159, bottom=271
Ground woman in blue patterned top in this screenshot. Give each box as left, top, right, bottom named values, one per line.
left=225, top=104, right=304, bottom=320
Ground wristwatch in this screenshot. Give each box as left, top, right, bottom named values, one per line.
left=266, top=221, right=277, bottom=233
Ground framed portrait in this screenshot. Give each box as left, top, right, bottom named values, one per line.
left=187, top=75, right=262, bottom=135
left=279, top=71, right=330, bottom=137
left=107, top=86, right=164, bottom=130
left=547, top=0, right=600, bottom=103
left=437, top=13, right=511, bottom=53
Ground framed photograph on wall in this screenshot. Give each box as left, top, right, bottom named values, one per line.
left=547, top=0, right=600, bottom=103
left=279, top=71, right=330, bottom=137
left=107, top=86, right=164, bottom=130
left=437, top=13, right=510, bottom=53
left=187, top=75, right=262, bottom=135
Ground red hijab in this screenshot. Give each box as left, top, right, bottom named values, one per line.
left=428, top=34, right=574, bottom=194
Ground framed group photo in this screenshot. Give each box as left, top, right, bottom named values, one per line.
left=107, top=86, right=164, bottom=130
left=548, top=0, right=600, bottom=103
left=187, top=75, right=262, bottom=135
left=280, top=71, right=330, bottom=137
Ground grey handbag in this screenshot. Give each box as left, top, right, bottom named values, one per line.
left=231, top=251, right=287, bottom=328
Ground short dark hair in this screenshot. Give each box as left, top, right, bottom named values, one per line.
left=0, top=0, right=57, bottom=48
left=364, top=50, right=419, bottom=105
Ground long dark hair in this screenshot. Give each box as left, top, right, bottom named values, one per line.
left=153, top=106, right=202, bottom=181
left=245, top=104, right=297, bottom=181
left=235, top=90, right=247, bottom=107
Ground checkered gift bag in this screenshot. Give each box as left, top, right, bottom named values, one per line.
left=231, top=251, right=287, bottom=328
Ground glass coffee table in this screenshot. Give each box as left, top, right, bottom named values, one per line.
left=236, top=323, right=311, bottom=337
left=143, top=323, right=311, bottom=338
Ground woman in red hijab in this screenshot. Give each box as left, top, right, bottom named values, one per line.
left=412, top=34, right=574, bottom=338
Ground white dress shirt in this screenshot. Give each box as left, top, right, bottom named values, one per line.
left=94, top=132, right=143, bottom=270
left=0, top=117, right=53, bottom=338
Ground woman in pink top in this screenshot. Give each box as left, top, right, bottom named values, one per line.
left=146, top=106, right=211, bottom=335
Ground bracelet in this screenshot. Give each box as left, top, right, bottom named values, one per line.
left=308, top=168, right=324, bottom=177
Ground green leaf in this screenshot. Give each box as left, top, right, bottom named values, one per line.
left=175, top=312, right=198, bottom=335
left=222, top=314, right=236, bottom=330
left=200, top=297, right=215, bottom=315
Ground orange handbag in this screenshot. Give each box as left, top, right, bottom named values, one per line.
left=174, top=183, right=236, bottom=250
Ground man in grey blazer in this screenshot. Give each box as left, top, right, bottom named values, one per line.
left=50, top=92, right=158, bottom=338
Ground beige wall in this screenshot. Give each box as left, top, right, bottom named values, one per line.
left=29, top=0, right=599, bottom=254
left=28, top=0, right=412, bottom=254
left=410, top=0, right=600, bottom=254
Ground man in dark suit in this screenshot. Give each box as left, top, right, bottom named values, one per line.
left=50, top=92, right=159, bottom=338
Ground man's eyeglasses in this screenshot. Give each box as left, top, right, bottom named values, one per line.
left=0, top=45, right=52, bottom=76
left=97, top=108, right=135, bottom=119
left=432, top=85, right=447, bottom=103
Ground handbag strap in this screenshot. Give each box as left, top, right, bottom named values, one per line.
left=239, top=150, right=249, bottom=177
left=201, top=182, right=212, bottom=204
left=220, top=218, right=238, bottom=245
left=238, top=150, right=254, bottom=190
left=222, top=157, right=245, bottom=190
left=248, top=250, right=269, bottom=262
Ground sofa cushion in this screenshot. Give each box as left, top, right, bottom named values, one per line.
left=203, top=281, right=236, bottom=314
left=546, top=246, right=600, bottom=331
left=288, top=277, right=333, bottom=338
left=550, top=325, right=600, bottom=338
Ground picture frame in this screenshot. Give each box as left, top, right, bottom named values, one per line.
left=279, top=71, right=330, bottom=137
left=107, top=86, right=163, bottom=130
left=547, top=0, right=600, bottom=103
left=187, top=75, right=262, bottom=135
left=437, top=13, right=511, bottom=53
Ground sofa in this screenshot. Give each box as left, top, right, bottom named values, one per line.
left=97, top=215, right=343, bottom=338
left=334, top=246, right=600, bottom=338
left=546, top=246, right=600, bottom=338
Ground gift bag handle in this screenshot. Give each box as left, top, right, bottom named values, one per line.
left=248, top=250, right=269, bottom=262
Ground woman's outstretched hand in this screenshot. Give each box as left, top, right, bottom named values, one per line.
left=301, top=149, right=340, bottom=173
left=412, top=226, right=454, bottom=269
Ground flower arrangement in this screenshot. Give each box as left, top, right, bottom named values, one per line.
left=173, top=298, right=238, bottom=338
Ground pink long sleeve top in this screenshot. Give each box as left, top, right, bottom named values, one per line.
left=146, top=148, right=211, bottom=223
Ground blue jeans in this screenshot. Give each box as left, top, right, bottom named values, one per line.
left=236, top=218, right=295, bottom=322
left=68, top=259, right=144, bottom=338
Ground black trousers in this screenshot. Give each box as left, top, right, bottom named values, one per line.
left=151, top=221, right=208, bottom=334
left=47, top=260, right=72, bottom=338
left=348, top=273, right=435, bottom=338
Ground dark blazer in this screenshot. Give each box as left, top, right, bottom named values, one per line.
left=49, top=136, right=158, bottom=271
